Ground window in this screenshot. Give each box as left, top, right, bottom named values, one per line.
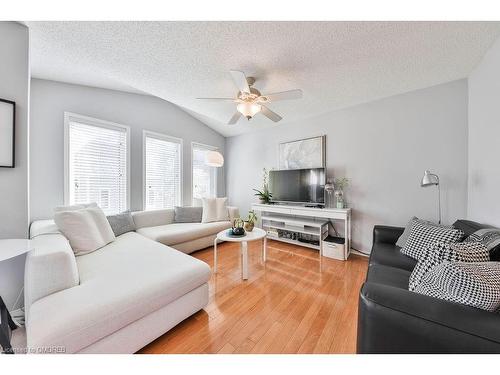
left=65, top=113, right=129, bottom=215
left=192, top=143, right=217, bottom=201
left=144, top=131, right=182, bottom=210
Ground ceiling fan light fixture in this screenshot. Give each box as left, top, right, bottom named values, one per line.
left=237, top=102, right=261, bottom=120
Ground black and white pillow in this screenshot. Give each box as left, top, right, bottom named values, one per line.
left=465, top=228, right=500, bottom=261
left=414, top=261, right=500, bottom=312
left=400, top=220, right=464, bottom=260
left=396, top=217, right=438, bottom=248
left=409, top=241, right=490, bottom=291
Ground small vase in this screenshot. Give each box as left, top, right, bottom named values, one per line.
left=335, top=190, right=344, bottom=209
left=244, top=222, right=254, bottom=232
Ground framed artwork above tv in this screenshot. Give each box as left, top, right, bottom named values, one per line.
left=0, top=99, right=15, bottom=168
left=278, top=135, right=325, bottom=170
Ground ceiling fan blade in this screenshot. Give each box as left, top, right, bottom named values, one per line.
left=228, top=112, right=242, bottom=125
left=260, top=106, right=283, bottom=122
left=196, top=97, right=236, bottom=101
left=229, top=70, right=250, bottom=94
left=261, top=89, right=303, bottom=102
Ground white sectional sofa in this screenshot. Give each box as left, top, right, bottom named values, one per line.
left=25, top=206, right=238, bottom=354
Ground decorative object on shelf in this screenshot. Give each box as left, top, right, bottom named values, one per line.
left=279, top=135, right=325, bottom=170
left=244, top=210, right=257, bottom=232
left=253, top=168, right=273, bottom=204
left=421, top=170, right=441, bottom=224
left=205, top=150, right=224, bottom=167
left=0, top=99, right=15, bottom=168
left=231, top=217, right=246, bottom=236
left=334, top=177, right=349, bottom=209
left=325, top=178, right=335, bottom=208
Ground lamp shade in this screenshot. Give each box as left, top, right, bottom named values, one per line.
left=421, top=170, right=439, bottom=187
left=205, top=150, right=224, bottom=167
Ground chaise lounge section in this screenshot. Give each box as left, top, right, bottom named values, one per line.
left=24, top=206, right=238, bottom=354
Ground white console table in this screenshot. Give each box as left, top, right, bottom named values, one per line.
left=251, top=203, right=352, bottom=260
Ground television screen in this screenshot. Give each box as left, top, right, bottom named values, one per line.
left=269, top=168, right=325, bottom=205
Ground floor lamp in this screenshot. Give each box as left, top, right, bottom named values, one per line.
left=421, top=170, right=441, bottom=224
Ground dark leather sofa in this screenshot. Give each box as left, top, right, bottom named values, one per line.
left=357, top=219, right=500, bottom=354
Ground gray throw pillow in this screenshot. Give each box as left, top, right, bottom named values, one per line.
left=106, top=211, right=136, bottom=237
left=396, top=216, right=418, bottom=247
left=174, top=206, right=203, bottom=223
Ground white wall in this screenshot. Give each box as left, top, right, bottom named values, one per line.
left=226, top=80, right=469, bottom=253
left=30, top=79, right=226, bottom=219
left=0, top=22, right=30, bottom=310
left=467, top=36, right=500, bottom=227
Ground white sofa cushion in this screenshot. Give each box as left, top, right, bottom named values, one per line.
left=54, top=202, right=98, bottom=212
left=30, top=219, right=61, bottom=238
left=25, top=232, right=80, bottom=316
left=137, top=221, right=231, bottom=246
left=54, top=206, right=115, bottom=256
left=201, top=197, right=229, bottom=223
left=27, top=232, right=210, bottom=353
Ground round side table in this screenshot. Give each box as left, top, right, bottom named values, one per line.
left=213, top=228, right=267, bottom=280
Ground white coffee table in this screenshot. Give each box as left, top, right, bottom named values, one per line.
left=213, top=227, right=267, bottom=280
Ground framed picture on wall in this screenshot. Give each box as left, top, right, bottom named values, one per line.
left=278, top=135, right=325, bottom=170
left=0, top=99, right=15, bottom=168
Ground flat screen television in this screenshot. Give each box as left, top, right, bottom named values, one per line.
left=269, top=168, right=326, bottom=205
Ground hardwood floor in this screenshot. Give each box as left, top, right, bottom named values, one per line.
left=138, top=239, right=369, bottom=354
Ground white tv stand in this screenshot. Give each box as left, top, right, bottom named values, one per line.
left=251, top=203, right=352, bottom=260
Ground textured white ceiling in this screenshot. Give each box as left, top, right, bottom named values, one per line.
left=26, top=21, right=500, bottom=137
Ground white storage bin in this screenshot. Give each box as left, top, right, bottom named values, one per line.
left=322, top=239, right=345, bottom=260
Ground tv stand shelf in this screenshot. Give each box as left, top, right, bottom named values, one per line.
left=252, top=203, right=352, bottom=260
left=261, top=215, right=329, bottom=251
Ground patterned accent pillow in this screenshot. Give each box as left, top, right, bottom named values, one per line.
left=400, top=220, right=464, bottom=260
left=465, top=228, right=500, bottom=261
left=396, top=217, right=441, bottom=248
left=409, top=241, right=490, bottom=291
left=414, top=261, right=500, bottom=312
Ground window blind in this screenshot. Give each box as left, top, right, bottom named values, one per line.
left=192, top=144, right=217, bottom=201
left=144, top=134, right=182, bottom=210
left=68, top=119, right=128, bottom=215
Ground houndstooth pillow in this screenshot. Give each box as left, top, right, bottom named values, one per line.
left=400, top=219, right=464, bottom=260
left=409, top=241, right=490, bottom=291
left=414, top=261, right=500, bottom=312
left=465, top=228, right=500, bottom=261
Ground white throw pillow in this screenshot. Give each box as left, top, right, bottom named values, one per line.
left=54, top=202, right=98, bottom=212
left=54, top=206, right=116, bottom=256
left=201, top=197, right=229, bottom=223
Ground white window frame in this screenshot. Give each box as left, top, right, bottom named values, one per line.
left=142, top=130, right=183, bottom=210
left=64, top=112, right=131, bottom=210
left=191, top=141, right=219, bottom=204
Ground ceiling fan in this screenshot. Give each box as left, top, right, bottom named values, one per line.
left=196, top=70, right=303, bottom=124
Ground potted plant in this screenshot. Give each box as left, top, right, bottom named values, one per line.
left=244, top=210, right=258, bottom=232
left=253, top=168, right=273, bottom=204
left=231, top=217, right=245, bottom=236
left=334, top=177, right=349, bottom=209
